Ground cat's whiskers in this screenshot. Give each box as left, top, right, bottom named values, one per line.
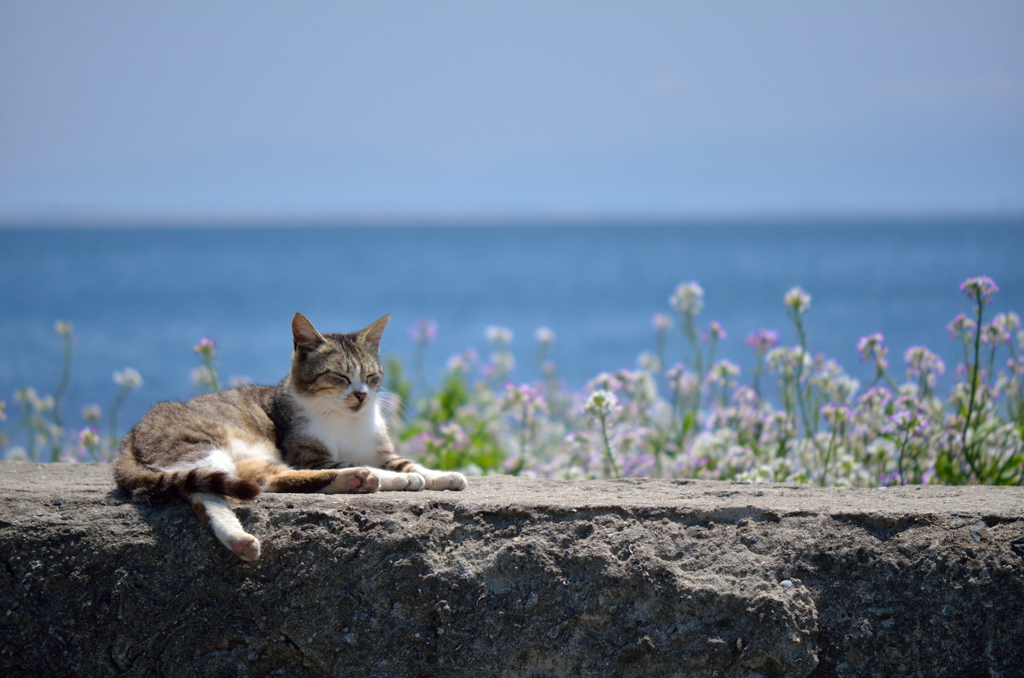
left=376, top=390, right=402, bottom=421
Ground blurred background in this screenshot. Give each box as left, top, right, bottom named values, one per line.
left=1, top=1, right=1023, bottom=433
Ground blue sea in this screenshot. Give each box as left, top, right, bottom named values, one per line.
left=1, top=217, right=1022, bottom=440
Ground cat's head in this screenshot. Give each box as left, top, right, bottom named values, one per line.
left=288, top=312, right=389, bottom=414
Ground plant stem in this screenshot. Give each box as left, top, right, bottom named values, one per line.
left=598, top=410, right=620, bottom=479
left=960, top=302, right=985, bottom=480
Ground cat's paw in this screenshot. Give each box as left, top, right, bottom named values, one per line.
left=425, top=472, right=468, bottom=491
left=347, top=468, right=379, bottom=494
left=402, top=472, right=426, bottom=491
left=227, top=533, right=261, bottom=562
left=376, top=471, right=425, bottom=491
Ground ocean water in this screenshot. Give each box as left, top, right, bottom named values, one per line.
left=1, top=217, right=1022, bottom=438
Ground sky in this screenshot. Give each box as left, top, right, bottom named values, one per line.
left=1, top=1, right=1022, bottom=221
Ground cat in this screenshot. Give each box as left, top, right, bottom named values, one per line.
left=113, top=312, right=467, bottom=562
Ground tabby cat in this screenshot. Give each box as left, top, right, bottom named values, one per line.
left=114, top=313, right=467, bottom=562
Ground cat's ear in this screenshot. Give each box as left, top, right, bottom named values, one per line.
left=359, top=314, right=390, bottom=349
left=292, top=313, right=324, bottom=353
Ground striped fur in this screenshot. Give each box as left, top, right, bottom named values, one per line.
left=113, top=312, right=466, bottom=562
left=114, top=441, right=261, bottom=503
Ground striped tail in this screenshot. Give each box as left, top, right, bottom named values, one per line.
left=113, top=435, right=261, bottom=504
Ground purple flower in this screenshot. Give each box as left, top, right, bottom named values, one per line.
left=708, top=321, right=727, bottom=341
left=980, top=322, right=1010, bottom=346
left=408, top=318, right=437, bottom=344
left=193, top=336, right=217, bottom=357
left=904, top=346, right=945, bottom=386
left=820, top=403, right=850, bottom=428
left=745, top=329, right=779, bottom=352
left=947, top=314, right=976, bottom=340
left=857, top=386, right=893, bottom=412
left=879, top=471, right=903, bottom=487
left=856, top=333, right=885, bottom=362
left=960, top=275, right=999, bottom=304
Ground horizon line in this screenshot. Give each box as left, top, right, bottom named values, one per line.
left=2, top=207, right=1024, bottom=229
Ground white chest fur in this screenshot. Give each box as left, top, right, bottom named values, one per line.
left=296, top=396, right=385, bottom=467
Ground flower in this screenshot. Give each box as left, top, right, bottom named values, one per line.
left=408, top=318, right=438, bottom=344
left=485, top=326, right=513, bottom=345
left=54, top=321, right=73, bottom=338
left=78, top=427, right=101, bottom=448
left=745, top=329, right=779, bottom=352
left=669, top=282, right=704, bottom=317
left=447, top=347, right=479, bottom=374
left=534, top=327, right=556, bottom=345
left=784, top=286, right=811, bottom=314
left=636, top=352, right=662, bottom=374
left=707, top=359, right=741, bottom=385
left=501, top=383, right=548, bottom=424
left=651, top=313, right=673, bottom=332
left=947, top=313, right=976, bottom=340
left=904, top=346, right=945, bottom=386
left=584, top=390, right=618, bottom=418
left=981, top=321, right=1010, bottom=346
left=708, top=321, right=727, bottom=341
left=81, top=404, right=102, bottom=425
left=856, top=333, right=889, bottom=375
left=481, top=351, right=515, bottom=380
left=960, top=275, right=999, bottom=304
left=113, top=368, right=143, bottom=390
left=193, top=336, right=217, bottom=357
left=820, top=403, right=850, bottom=428
left=437, top=421, right=470, bottom=450
left=191, top=367, right=216, bottom=389
left=856, top=333, right=884, bottom=362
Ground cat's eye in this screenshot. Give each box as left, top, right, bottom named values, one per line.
left=333, top=373, right=351, bottom=386
left=366, top=373, right=381, bottom=386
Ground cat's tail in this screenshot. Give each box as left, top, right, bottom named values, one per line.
left=114, top=433, right=261, bottom=503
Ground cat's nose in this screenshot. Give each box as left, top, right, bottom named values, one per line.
left=353, top=391, right=366, bottom=403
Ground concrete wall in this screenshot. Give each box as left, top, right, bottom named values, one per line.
left=1, top=462, right=1022, bottom=677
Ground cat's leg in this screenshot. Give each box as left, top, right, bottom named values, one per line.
left=384, top=458, right=468, bottom=491
left=370, top=467, right=427, bottom=491
left=235, top=459, right=379, bottom=494
left=191, top=493, right=260, bottom=562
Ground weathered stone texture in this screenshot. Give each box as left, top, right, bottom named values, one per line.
left=1, top=461, right=1022, bottom=677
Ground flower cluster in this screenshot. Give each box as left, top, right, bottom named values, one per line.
left=379, top=274, right=1022, bottom=488
left=5, top=276, right=1022, bottom=489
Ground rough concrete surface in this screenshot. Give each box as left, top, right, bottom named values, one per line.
left=1, top=461, right=1022, bottom=678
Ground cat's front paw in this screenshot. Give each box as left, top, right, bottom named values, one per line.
left=347, top=468, right=379, bottom=494
left=425, top=472, right=468, bottom=491
left=402, top=472, right=426, bottom=491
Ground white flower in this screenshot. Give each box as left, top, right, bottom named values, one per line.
left=81, top=405, right=102, bottom=424
left=636, top=352, right=662, bottom=374
left=784, top=286, right=811, bottom=314
left=485, top=326, right=513, bottom=345
left=584, top=390, right=618, bottom=417
left=191, top=367, right=215, bottom=388
left=669, top=282, right=704, bottom=317
left=651, top=313, right=673, bottom=332
left=534, top=327, right=556, bottom=345
left=113, top=368, right=143, bottom=390
left=54, top=321, right=74, bottom=338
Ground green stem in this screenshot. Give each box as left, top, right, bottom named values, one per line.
left=52, top=334, right=72, bottom=427
left=960, top=302, right=985, bottom=480
left=897, top=429, right=910, bottom=485
left=598, top=410, right=620, bottom=479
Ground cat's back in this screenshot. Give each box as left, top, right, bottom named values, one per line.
left=124, top=384, right=278, bottom=468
